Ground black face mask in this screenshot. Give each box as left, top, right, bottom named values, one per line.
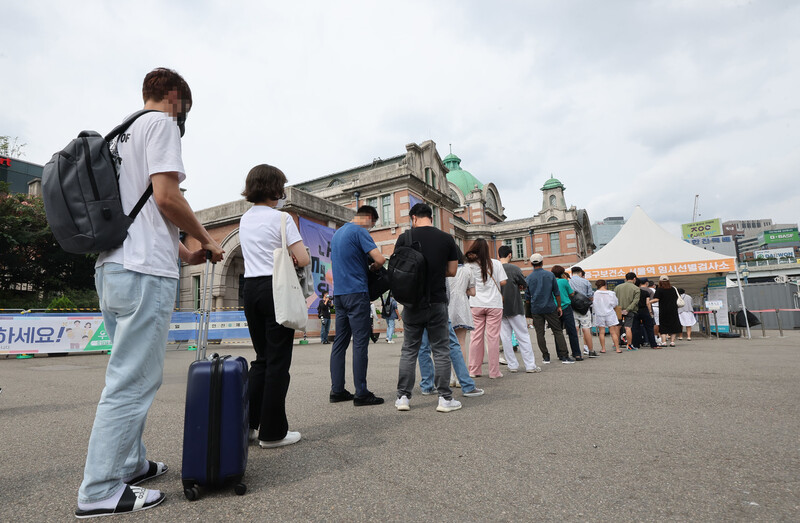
left=176, top=100, right=190, bottom=137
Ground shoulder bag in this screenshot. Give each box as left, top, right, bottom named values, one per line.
left=273, top=213, right=308, bottom=331
left=675, top=288, right=686, bottom=308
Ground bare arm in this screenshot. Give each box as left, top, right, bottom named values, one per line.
left=151, top=172, right=223, bottom=261
left=446, top=260, right=458, bottom=277
left=466, top=287, right=476, bottom=297
left=367, top=247, right=385, bottom=270
left=289, top=241, right=311, bottom=267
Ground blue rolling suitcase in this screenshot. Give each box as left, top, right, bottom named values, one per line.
left=181, top=257, right=249, bottom=501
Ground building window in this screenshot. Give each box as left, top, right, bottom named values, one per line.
left=425, top=167, right=431, bottom=185
left=432, top=205, right=439, bottom=228
left=515, top=238, right=525, bottom=259
left=192, top=275, right=201, bottom=311
left=366, top=197, right=378, bottom=209
left=550, top=232, right=561, bottom=255
left=431, top=172, right=437, bottom=189
left=547, top=216, right=558, bottom=222
left=381, top=194, right=392, bottom=225
left=549, top=194, right=557, bottom=207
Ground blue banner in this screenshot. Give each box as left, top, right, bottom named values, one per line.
left=298, top=217, right=336, bottom=314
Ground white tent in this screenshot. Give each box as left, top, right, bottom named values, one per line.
left=574, top=206, right=750, bottom=336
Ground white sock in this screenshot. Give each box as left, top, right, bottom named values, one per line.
left=122, top=461, right=149, bottom=484
left=78, top=485, right=161, bottom=510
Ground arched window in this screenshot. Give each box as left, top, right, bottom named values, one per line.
left=547, top=216, right=558, bottom=222
left=549, top=194, right=557, bottom=207
left=486, top=190, right=498, bottom=213
left=328, top=178, right=342, bottom=188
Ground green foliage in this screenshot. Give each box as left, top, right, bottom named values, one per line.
left=46, top=295, right=75, bottom=311
left=0, top=183, right=97, bottom=307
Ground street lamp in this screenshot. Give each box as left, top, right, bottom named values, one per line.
left=739, top=264, right=750, bottom=284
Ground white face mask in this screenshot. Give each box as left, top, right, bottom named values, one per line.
left=275, top=198, right=286, bottom=209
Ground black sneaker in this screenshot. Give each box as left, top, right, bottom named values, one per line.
left=560, top=357, right=576, bottom=364
left=329, top=390, right=355, bottom=403
left=542, top=357, right=551, bottom=364
left=587, top=351, right=599, bottom=358
left=353, top=393, right=385, bottom=406
left=574, top=355, right=584, bottom=361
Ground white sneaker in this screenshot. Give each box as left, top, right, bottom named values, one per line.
left=508, top=367, right=519, bottom=373
left=249, top=429, right=258, bottom=442
left=526, top=366, right=542, bottom=373
left=259, top=431, right=301, bottom=448
left=583, top=346, right=589, bottom=355
left=499, top=356, right=508, bottom=365
left=395, top=395, right=410, bottom=411
left=386, top=339, right=395, bottom=344
left=436, top=397, right=462, bottom=412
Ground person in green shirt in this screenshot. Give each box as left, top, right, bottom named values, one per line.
left=552, top=266, right=583, bottom=360
left=614, top=272, right=640, bottom=350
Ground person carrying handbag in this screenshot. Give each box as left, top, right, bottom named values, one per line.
left=240, top=164, right=310, bottom=449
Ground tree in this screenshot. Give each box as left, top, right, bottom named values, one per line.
left=0, top=136, right=26, bottom=158
left=0, top=181, right=97, bottom=308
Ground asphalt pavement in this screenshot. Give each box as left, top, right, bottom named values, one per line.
left=1, top=330, right=799, bottom=522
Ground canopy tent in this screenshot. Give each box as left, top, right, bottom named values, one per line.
left=573, top=206, right=750, bottom=336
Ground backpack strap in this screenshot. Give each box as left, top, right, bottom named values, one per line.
left=106, top=110, right=160, bottom=220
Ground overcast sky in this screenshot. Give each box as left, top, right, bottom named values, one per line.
left=3, top=0, right=799, bottom=236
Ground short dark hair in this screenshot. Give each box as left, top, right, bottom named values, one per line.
left=595, top=279, right=607, bottom=289
left=241, top=164, right=287, bottom=203
left=409, top=202, right=432, bottom=219
left=356, top=205, right=379, bottom=221
left=551, top=265, right=566, bottom=278
left=571, top=266, right=583, bottom=274
left=498, top=245, right=513, bottom=259
left=142, top=67, right=192, bottom=106
left=625, top=272, right=637, bottom=281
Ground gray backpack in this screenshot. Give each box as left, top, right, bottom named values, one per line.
left=42, top=110, right=157, bottom=254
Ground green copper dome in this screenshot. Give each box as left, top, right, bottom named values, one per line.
left=444, top=152, right=483, bottom=196
left=541, top=175, right=565, bottom=191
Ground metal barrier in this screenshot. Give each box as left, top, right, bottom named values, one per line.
left=746, top=309, right=800, bottom=338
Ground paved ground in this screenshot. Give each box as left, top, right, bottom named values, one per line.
left=1, top=330, right=799, bottom=522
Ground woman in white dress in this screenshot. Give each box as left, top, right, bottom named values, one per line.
left=447, top=250, right=476, bottom=366
left=677, top=288, right=696, bottom=341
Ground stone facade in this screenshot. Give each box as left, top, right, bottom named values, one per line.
left=179, top=140, right=595, bottom=317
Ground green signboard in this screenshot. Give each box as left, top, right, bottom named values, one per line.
left=681, top=218, right=722, bottom=239
left=760, top=228, right=799, bottom=244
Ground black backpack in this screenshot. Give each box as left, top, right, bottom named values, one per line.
left=387, top=228, right=427, bottom=307
left=42, top=110, right=158, bottom=254
left=380, top=293, right=395, bottom=319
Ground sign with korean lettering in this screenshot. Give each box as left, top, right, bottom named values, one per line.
left=0, top=315, right=110, bottom=354
left=681, top=218, right=722, bottom=239
left=582, top=258, right=735, bottom=281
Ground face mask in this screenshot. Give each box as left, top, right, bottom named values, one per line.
left=176, top=100, right=190, bottom=137
left=275, top=198, right=286, bottom=209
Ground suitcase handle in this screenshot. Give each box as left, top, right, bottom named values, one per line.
left=196, top=256, right=217, bottom=361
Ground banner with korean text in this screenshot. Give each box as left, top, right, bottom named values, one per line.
left=298, top=217, right=336, bottom=314
left=583, top=259, right=735, bottom=280
left=0, top=315, right=111, bottom=354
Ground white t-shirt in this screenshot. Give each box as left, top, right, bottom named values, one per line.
left=468, top=259, right=507, bottom=309
left=240, top=206, right=303, bottom=278
left=592, top=290, right=619, bottom=317
left=96, top=111, right=186, bottom=278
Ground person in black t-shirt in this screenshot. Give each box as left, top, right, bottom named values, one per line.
left=317, top=292, right=332, bottom=344
left=394, top=203, right=462, bottom=413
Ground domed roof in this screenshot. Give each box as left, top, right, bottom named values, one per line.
left=444, top=152, right=483, bottom=196
left=541, top=175, right=565, bottom=191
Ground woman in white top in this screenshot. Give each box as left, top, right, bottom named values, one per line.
left=465, top=238, right=507, bottom=379
left=240, top=165, right=310, bottom=449
left=592, top=279, right=620, bottom=353
left=676, top=288, right=696, bottom=341
left=447, top=250, right=476, bottom=365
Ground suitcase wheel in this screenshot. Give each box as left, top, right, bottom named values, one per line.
left=184, top=486, right=200, bottom=501
left=234, top=483, right=247, bottom=496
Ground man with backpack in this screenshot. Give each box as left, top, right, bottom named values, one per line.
left=393, top=203, right=461, bottom=413
left=381, top=294, right=398, bottom=343
left=75, top=68, right=224, bottom=518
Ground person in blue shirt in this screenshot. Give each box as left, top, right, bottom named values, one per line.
left=524, top=254, right=573, bottom=364
left=328, top=206, right=386, bottom=406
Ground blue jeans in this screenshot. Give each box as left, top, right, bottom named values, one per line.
left=330, top=292, right=372, bottom=397
left=78, top=263, right=176, bottom=503
left=386, top=319, right=395, bottom=340
left=419, top=320, right=477, bottom=393
left=320, top=317, right=330, bottom=343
